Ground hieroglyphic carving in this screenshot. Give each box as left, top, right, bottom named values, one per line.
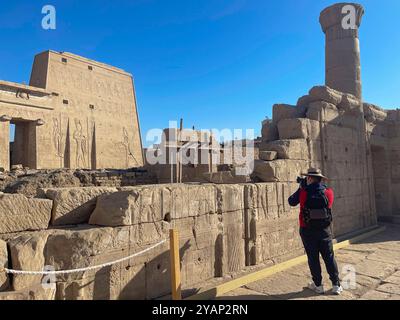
left=86, top=118, right=96, bottom=168
left=73, top=119, right=87, bottom=168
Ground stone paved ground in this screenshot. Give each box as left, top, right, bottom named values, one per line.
left=217, top=224, right=400, bottom=300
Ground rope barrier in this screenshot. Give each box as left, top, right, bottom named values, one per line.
left=3, top=239, right=167, bottom=275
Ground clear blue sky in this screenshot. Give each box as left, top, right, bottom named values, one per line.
left=1, top=0, right=399, bottom=145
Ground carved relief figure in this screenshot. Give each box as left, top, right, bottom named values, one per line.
left=121, top=127, right=138, bottom=167
left=73, top=119, right=87, bottom=168
left=53, top=118, right=64, bottom=158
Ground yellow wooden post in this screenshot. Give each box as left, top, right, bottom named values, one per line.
left=169, top=228, right=182, bottom=300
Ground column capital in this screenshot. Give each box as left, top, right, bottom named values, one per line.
left=320, top=3, right=364, bottom=34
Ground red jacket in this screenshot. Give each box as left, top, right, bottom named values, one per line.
left=288, top=184, right=334, bottom=228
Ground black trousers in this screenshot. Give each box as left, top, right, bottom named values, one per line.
left=300, top=227, right=340, bottom=287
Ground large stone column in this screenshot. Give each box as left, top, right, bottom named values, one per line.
left=320, top=3, right=364, bottom=99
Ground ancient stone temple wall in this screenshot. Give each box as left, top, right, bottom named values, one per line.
left=0, top=183, right=305, bottom=300
left=364, top=104, right=400, bottom=220
left=256, top=85, right=377, bottom=236
left=0, top=50, right=143, bottom=171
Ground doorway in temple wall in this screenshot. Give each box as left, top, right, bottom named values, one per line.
left=9, top=119, right=37, bottom=169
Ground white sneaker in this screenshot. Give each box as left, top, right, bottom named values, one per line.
left=308, top=282, right=325, bottom=294
left=332, top=285, right=343, bottom=295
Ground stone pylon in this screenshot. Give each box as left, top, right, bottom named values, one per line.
left=320, top=3, right=364, bottom=99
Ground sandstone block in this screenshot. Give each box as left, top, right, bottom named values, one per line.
left=180, top=247, right=216, bottom=289
left=40, top=187, right=118, bottom=226
left=203, top=171, right=250, bottom=184
left=216, top=184, right=244, bottom=213
left=363, top=103, right=388, bottom=123
left=338, top=93, right=362, bottom=115
left=244, top=183, right=279, bottom=221
left=278, top=118, right=307, bottom=140
left=11, top=164, right=23, bottom=171
left=261, top=119, right=278, bottom=142
left=56, top=263, right=146, bottom=300
left=253, top=159, right=307, bottom=182
left=308, top=86, right=343, bottom=105
left=259, top=151, right=277, bottom=161
left=90, top=184, right=217, bottom=226
left=221, top=209, right=245, bottom=274
left=250, top=217, right=301, bottom=265
left=45, top=225, right=168, bottom=283
left=263, top=139, right=309, bottom=160
left=306, top=101, right=339, bottom=122
left=296, top=94, right=312, bottom=107
left=45, top=226, right=124, bottom=282
left=45, top=225, right=170, bottom=299
left=278, top=118, right=321, bottom=140
left=89, top=190, right=149, bottom=227
left=0, top=239, right=8, bottom=291
left=0, top=285, right=56, bottom=300
left=272, top=104, right=306, bottom=124
left=0, top=194, right=52, bottom=234
left=163, top=184, right=217, bottom=219
left=8, top=232, right=49, bottom=290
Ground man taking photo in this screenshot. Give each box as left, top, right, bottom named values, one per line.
left=288, top=168, right=343, bottom=295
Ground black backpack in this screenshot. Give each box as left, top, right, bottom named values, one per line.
left=303, top=187, right=332, bottom=229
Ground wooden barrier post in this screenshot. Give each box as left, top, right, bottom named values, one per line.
left=169, top=229, right=182, bottom=300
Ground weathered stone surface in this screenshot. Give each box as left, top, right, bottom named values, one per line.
left=45, top=225, right=168, bottom=281
left=306, top=100, right=339, bottom=122
left=56, top=262, right=147, bottom=300
left=216, top=184, right=244, bottom=213
left=222, top=209, right=245, bottom=274
left=89, top=190, right=142, bottom=227
left=263, top=139, right=309, bottom=160
left=308, top=86, right=343, bottom=106
left=44, top=225, right=170, bottom=299
left=89, top=186, right=166, bottom=227
left=259, top=151, right=277, bottom=161
left=296, top=94, right=312, bottom=107
left=203, top=171, right=250, bottom=184
left=244, top=183, right=280, bottom=221
left=278, top=118, right=321, bottom=140
left=272, top=104, right=306, bottom=124
left=8, top=232, right=49, bottom=290
left=91, top=184, right=218, bottom=226
left=0, top=194, right=52, bottom=234
left=253, top=159, right=307, bottom=182
left=45, top=226, right=122, bottom=282
left=0, top=239, right=8, bottom=291
left=0, top=285, right=56, bottom=300
left=170, top=215, right=221, bottom=287
left=320, top=3, right=364, bottom=98
left=40, top=187, right=118, bottom=226
left=261, top=119, right=278, bottom=142
left=338, top=93, right=362, bottom=114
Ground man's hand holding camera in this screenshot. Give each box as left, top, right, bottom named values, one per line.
left=297, top=176, right=307, bottom=189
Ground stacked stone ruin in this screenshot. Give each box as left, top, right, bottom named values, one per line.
left=0, top=2, right=399, bottom=300
left=255, top=84, right=377, bottom=235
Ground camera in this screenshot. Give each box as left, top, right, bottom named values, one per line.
left=296, top=176, right=305, bottom=184
left=297, top=176, right=307, bottom=188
